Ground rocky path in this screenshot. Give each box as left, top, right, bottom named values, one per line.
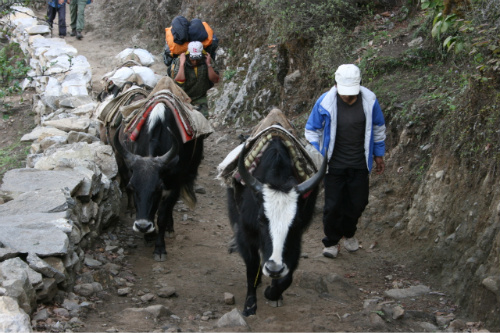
left=32, top=127, right=479, bottom=332
left=26, top=11, right=487, bottom=332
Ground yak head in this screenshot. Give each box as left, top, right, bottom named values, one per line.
left=113, top=127, right=179, bottom=234
left=238, top=138, right=327, bottom=279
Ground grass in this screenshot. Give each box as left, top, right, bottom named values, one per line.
left=0, top=141, right=30, bottom=181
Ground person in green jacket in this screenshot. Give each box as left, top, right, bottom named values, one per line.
left=171, top=41, right=220, bottom=117
left=68, top=0, right=92, bottom=40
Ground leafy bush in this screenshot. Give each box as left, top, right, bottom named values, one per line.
left=223, top=68, right=237, bottom=81
left=0, top=41, right=31, bottom=108
left=311, top=28, right=355, bottom=82
left=258, top=0, right=360, bottom=44
left=422, top=0, right=500, bottom=74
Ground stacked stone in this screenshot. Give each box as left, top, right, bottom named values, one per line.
left=0, top=6, right=121, bottom=332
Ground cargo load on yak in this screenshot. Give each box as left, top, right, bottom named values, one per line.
left=217, top=109, right=324, bottom=188
left=163, top=16, right=219, bottom=68
left=97, top=76, right=213, bottom=146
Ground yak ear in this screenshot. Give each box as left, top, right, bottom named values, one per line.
left=113, top=124, right=138, bottom=166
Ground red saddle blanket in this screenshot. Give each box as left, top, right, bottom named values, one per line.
left=123, top=89, right=212, bottom=143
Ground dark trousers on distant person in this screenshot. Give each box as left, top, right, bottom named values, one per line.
left=322, top=168, right=369, bottom=247
left=47, top=5, right=67, bottom=37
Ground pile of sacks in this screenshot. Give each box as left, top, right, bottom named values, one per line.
left=0, top=6, right=157, bottom=332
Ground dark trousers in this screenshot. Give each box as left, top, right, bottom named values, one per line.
left=47, top=5, right=67, bottom=37
left=322, top=168, right=369, bottom=247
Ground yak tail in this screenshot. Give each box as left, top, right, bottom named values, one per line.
left=180, top=183, right=197, bottom=210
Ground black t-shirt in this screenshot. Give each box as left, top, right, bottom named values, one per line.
left=329, top=94, right=366, bottom=169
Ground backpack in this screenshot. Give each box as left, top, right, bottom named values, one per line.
left=163, top=18, right=219, bottom=68
left=188, top=19, right=208, bottom=42
left=171, top=16, right=190, bottom=44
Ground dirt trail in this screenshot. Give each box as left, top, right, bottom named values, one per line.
left=76, top=124, right=457, bottom=332
left=51, top=14, right=472, bottom=333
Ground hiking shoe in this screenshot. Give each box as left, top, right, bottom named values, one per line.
left=76, top=31, right=83, bottom=40
left=322, top=245, right=339, bottom=258
left=70, top=30, right=76, bottom=36
left=344, top=237, right=359, bottom=252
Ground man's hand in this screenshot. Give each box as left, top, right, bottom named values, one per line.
left=59, top=0, right=65, bottom=4
left=205, top=53, right=212, bottom=67
left=179, top=52, right=186, bottom=65
left=205, top=53, right=219, bottom=83
left=374, top=156, right=385, bottom=175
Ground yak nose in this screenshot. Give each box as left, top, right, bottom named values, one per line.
left=133, top=220, right=155, bottom=233
left=264, top=260, right=286, bottom=278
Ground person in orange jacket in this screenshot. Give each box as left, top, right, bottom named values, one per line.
left=171, top=41, right=219, bottom=117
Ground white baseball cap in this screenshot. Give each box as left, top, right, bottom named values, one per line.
left=335, top=64, right=361, bottom=95
left=188, top=41, right=203, bottom=60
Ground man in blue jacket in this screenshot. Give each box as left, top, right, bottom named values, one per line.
left=46, top=0, right=67, bottom=38
left=305, top=64, right=386, bottom=259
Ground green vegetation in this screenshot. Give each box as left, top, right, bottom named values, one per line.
left=258, top=0, right=359, bottom=44
left=421, top=0, right=500, bottom=72
left=223, top=68, right=237, bottom=81
left=1, top=0, right=34, bottom=109
left=258, top=0, right=361, bottom=80
left=0, top=140, right=30, bottom=179
left=0, top=41, right=31, bottom=108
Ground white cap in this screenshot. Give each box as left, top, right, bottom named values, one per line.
left=335, top=64, right=361, bottom=95
left=188, top=41, right=203, bottom=59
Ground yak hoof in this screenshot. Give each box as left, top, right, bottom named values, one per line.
left=165, top=231, right=175, bottom=238
left=154, top=252, right=167, bottom=262
left=266, top=296, right=283, bottom=308
left=264, top=286, right=283, bottom=307
left=242, top=296, right=257, bottom=317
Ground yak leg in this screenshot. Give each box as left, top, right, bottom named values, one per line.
left=264, top=237, right=301, bottom=307
left=264, top=275, right=291, bottom=307
left=162, top=187, right=179, bottom=238
left=243, top=257, right=261, bottom=316
left=152, top=189, right=179, bottom=262
left=240, top=243, right=262, bottom=316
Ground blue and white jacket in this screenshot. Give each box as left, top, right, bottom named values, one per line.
left=304, top=86, right=386, bottom=172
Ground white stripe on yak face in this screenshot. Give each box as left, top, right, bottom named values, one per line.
left=262, top=184, right=299, bottom=266
left=148, top=103, right=166, bottom=133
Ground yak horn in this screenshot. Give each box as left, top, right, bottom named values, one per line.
left=113, top=124, right=138, bottom=166
left=237, top=141, right=263, bottom=193
left=294, top=151, right=328, bottom=195
left=155, top=127, right=178, bottom=165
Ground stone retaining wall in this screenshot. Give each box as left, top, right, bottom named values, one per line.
left=0, top=6, right=121, bottom=331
